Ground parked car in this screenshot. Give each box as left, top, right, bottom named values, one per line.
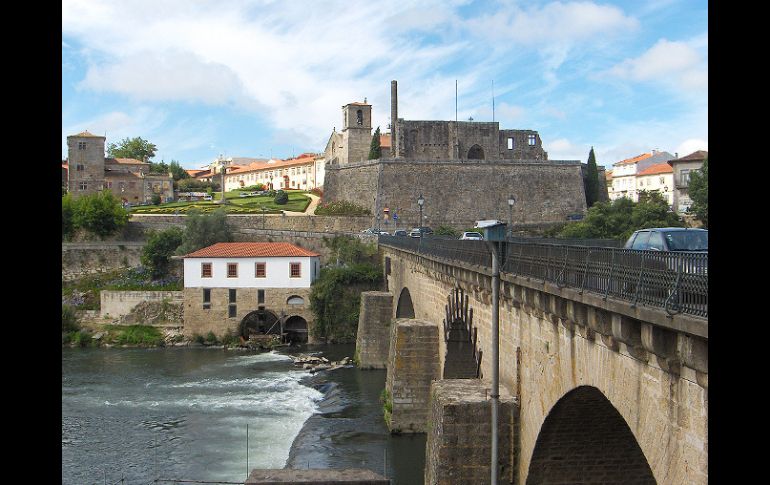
left=393, top=230, right=408, bottom=237
left=409, top=226, right=434, bottom=238
left=203, top=195, right=213, bottom=201
left=624, top=228, right=708, bottom=252
left=460, top=231, right=484, bottom=241
left=361, top=228, right=377, bottom=234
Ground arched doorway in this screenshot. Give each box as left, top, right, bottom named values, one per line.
left=467, top=144, right=485, bottom=160
left=284, top=316, right=308, bottom=344
left=396, top=287, right=415, bottom=318
left=239, top=309, right=281, bottom=339
left=526, top=386, right=656, bottom=484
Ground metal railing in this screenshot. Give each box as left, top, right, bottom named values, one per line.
left=379, top=235, right=707, bottom=318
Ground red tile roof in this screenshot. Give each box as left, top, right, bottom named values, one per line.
left=69, top=130, right=105, bottom=138
left=183, top=242, right=320, bottom=258
left=106, top=157, right=148, bottom=165
left=227, top=153, right=318, bottom=175
left=637, top=163, right=673, bottom=176
left=614, top=153, right=652, bottom=166
left=380, top=134, right=391, bottom=148
left=678, top=150, right=708, bottom=162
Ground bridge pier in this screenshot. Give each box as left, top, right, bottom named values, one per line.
left=425, top=379, right=518, bottom=485
left=385, top=318, right=441, bottom=433
left=355, top=291, right=394, bottom=369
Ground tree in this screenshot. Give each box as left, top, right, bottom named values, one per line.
left=584, top=147, right=600, bottom=207
left=168, top=160, right=190, bottom=181
left=141, top=227, right=185, bottom=278
left=687, top=158, right=708, bottom=228
left=107, top=136, right=157, bottom=162
left=62, top=193, right=76, bottom=240
left=558, top=192, right=683, bottom=241
left=177, top=178, right=219, bottom=192
left=149, top=160, right=169, bottom=175
left=368, top=126, right=382, bottom=160
left=274, top=190, right=288, bottom=205
left=72, top=191, right=130, bottom=239
left=176, top=208, right=233, bottom=255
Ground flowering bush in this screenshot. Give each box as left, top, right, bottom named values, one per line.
left=314, top=201, right=371, bottom=216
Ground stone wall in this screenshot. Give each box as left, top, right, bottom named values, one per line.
left=355, top=291, right=394, bottom=369
left=385, top=318, right=441, bottom=433
left=183, top=287, right=314, bottom=340
left=383, top=246, right=708, bottom=485
left=62, top=242, right=144, bottom=280
left=424, top=379, right=518, bottom=485
left=325, top=159, right=587, bottom=229
left=100, top=290, right=183, bottom=319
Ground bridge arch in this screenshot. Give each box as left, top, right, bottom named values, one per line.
left=395, top=287, right=415, bottom=318
left=526, top=386, right=656, bottom=485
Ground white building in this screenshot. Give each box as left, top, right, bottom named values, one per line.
left=635, top=163, right=674, bottom=206
left=223, top=153, right=325, bottom=192
left=609, top=150, right=676, bottom=202
left=182, top=242, right=321, bottom=343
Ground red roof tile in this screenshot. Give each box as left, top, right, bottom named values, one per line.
left=678, top=150, right=708, bottom=162
left=183, top=242, right=320, bottom=258
left=637, top=163, right=673, bottom=176
left=106, top=157, right=148, bottom=165
left=380, top=134, right=391, bottom=148
left=614, top=153, right=652, bottom=166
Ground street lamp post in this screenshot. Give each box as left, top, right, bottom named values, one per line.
left=507, top=195, right=516, bottom=238
left=417, top=193, right=425, bottom=230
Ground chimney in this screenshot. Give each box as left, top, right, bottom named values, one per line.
left=391, top=80, right=398, bottom=158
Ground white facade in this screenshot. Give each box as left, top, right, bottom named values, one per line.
left=184, top=256, right=320, bottom=289
left=636, top=172, right=674, bottom=205
left=223, top=157, right=324, bottom=192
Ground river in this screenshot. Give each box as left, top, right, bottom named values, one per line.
left=62, top=344, right=425, bottom=484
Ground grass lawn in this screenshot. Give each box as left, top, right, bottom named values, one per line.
left=129, top=190, right=312, bottom=214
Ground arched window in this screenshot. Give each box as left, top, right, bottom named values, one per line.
left=467, top=144, right=485, bottom=160
left=287, top=295, right=304, bottom=305
left=356, top=110, right=363, bottom=125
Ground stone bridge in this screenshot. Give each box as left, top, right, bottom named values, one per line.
left=355, top=237, right=707, bottom=485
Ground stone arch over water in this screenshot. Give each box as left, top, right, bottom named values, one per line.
left=239, top=309, right=281, bottom=339
left=467, top=144, right=485, bottom=160
left=283, top=315, right=308, bottom=344
left=396, top=287, right=415, bottom=318
left=526, top=386, right=656, bottom=485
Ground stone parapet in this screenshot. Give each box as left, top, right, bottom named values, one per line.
left=385, top=318, right=441, bottom=433
left=424, top=379, right=518, bottom=485
left=355, top=291, right=394, bottom=369
left=245, top=468, right=389, bottom=484
left=100, top=291, right=183, bottom=319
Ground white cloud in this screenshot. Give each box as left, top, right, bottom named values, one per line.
left=675, top=139, right=708, bottom=158
left=607, top=38, right=707, bottom=93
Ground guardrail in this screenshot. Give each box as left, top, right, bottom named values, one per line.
left=379, top=235, right=707, bottom=319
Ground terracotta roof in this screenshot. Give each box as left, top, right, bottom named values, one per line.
left=106, top=157, right=149, bottom=165
left=227, top=154, right=318, bottom=175
left=614, top=153, right=652, bottom=166
left=183, top=242, right=320, bottom=258
left=68, top=130, right=105, bottom=138
left=346, top=102, right=370, bottom=106
left=380, top=134, right=391, bottom=148
left=637, top=163, right=673, bottom=176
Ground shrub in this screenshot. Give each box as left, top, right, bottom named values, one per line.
left=205, top=331, right=218, bottom=344
left=310, top=187, right=323, bottom=197
left=73, top=191, right=130, bottom=239
left=434, top=225, right=459, bottom=237
left=141, top=227, right=184, bottom=278
left=62, top=194, right=76, bottom=240
left=62, top=304, right=80, bottom=333
left=111, top=325, right=165, bottom=346
left=274, top=190, right=289, bottom=205
left=151, top=193, right=162, bottom=205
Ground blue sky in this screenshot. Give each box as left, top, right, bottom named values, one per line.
left=62, top=0, right=707, bottom=170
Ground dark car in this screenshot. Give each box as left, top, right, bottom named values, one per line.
left=624, top=228, right=707, bottom=252
left=393, top=230, right=408, bottom=237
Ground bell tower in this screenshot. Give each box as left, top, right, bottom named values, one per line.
left=340, top=100, right=373, bottom=164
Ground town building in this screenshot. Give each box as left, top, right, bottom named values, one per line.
left=65, top=131, right=174, bottom=204
left=668, top=150, right=707, bottom=214
left=222, top=153, right=324, bottom=192
left=608, top=150, right=676, bottom=202
left=182, top=242, right=320, bottom=343
left=635, top=163, right=674, bottom=206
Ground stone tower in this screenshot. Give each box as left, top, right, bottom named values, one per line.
left=340, top=101, right=372, bottom=164
left=67, top=131, right=106, bottom=198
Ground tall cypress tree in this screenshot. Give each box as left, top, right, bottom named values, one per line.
left=368, top=126, right=382, bottom=160
left=584, top=147, right=600, bottom=207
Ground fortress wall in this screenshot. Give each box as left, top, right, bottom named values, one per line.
left=326, top=159, right=587, bottom=230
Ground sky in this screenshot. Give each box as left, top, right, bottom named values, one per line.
left=62, top=0, right=708, bottom=170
